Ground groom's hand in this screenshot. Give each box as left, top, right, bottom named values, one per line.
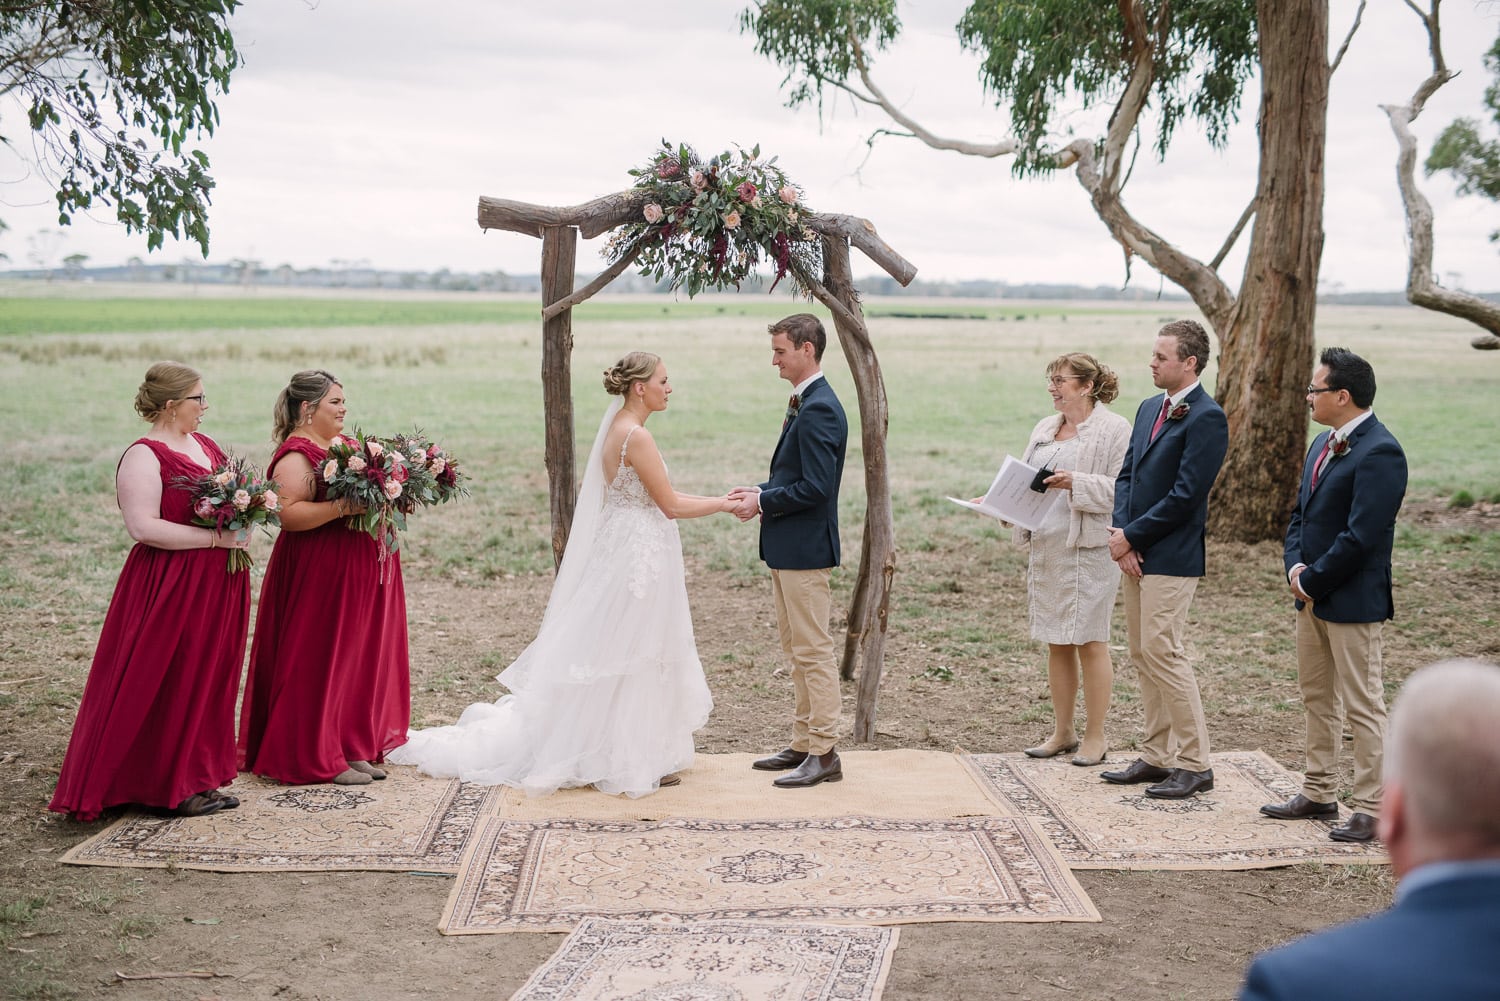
left=728, top=486, right=761, bottom=522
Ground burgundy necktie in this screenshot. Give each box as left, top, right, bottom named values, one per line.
left=1309, top=437, right=1333, bottom=491
left=1149, top=396, right=1171, bottom=441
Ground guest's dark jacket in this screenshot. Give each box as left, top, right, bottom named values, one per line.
left=758, top=376, right=847, bottom=571
left=1113, top=384, right=1228, bottom=577
left=1283, top=416, right=1406, bottom=623
left=1239, top=868, right=1500, bottom=1001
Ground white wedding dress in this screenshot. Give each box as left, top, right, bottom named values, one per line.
left=388, top=401, right=712, bottom=797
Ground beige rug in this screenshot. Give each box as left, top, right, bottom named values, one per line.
left=491, top=750, right=1013, bottom=821
left=509, top=918, right=899, bottom=1001
left=59, top=771, right=501, bottom=872
left=963, top=750, right=1390, bottom=869
left=440, top=815, right=1099, bottom=934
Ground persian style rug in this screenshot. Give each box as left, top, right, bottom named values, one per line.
left=440, top=815, right=1099, bottom=934
left=59, top=771, right=501, bottom=872
left=492, top=750, right=1013, bottom=822
left=508, top=918, right=899, bottom=1001
left=963, top=750, right=1390, bottom=870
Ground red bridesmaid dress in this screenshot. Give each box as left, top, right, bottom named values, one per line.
left=237, top=436, right=410, bottom=783
left=49, top=435, right=250, bottom=820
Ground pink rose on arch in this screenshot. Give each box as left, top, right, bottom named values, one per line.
left=643, top=203, right=664, bottom=224
left=232, top=489, right=251, bottom=511
left=322, top=459, right=338, bottom=480
left=382, top=479, right=404, bottom=500
left=723, top=210, right=742, bottom=230
left=736, top=181, right=758, bottom=203
left=656, top=159, right=681, bottom=179
left=778, top=184, right=798, bottom=205
left=262, top=490, right=279, bottom=510
left=194, top=498, right=216, bottom=519
left=347, top=455, right=367, bottom=473
left=690, top=169, right=707, bottom=191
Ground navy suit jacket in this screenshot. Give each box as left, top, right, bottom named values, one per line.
left=1112, top=384, right=1229, bottom=577
left=1283, top=416, right=1406, bottom=623
left=758, top=376, right=847, bottom=571
left=1238, top=870, right=1500, bottom=1001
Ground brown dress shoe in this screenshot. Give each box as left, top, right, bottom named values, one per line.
left=1100, top=758, right=1172, bottom=785
left=1329, top=811, right=1378, bottom=842
left=752, top=748, right=809, bottom=771
left=773, top=750, right=842, bottom=788
left=1145, top=767, right=1215, bottom=799
left=1260, top=794, right=1338, bottom=820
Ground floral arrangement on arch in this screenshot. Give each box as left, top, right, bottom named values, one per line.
left=606, top=140, right=822, bottom=297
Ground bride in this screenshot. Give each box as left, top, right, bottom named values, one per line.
left=388, top=352, right=734, bottom=797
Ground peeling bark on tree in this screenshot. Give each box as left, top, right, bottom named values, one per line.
left=540, top=226, right=577, bottom=568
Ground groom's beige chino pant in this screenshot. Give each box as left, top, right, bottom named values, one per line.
left=1121, top=573, right=1211, bottom=773
left=771, top=568, right=841, bottom=755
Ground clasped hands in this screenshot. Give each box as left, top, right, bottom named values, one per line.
left=1108, top=527, right=1144, bottom=579
left=724, top=486, right=760, bottom=522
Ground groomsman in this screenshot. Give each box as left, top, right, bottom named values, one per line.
left=1103, top=320, right=1228, bottom=799
left=731, top=313, right=848, bottom=788
left=1260, top=348, right=1406, bottom=842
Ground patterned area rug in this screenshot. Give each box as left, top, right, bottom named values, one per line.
left=492, top=750, right=1013, bottom=822
left=59, top=771, right=501, bottom=872
left=440, top=815, right=1099, bottom=934
left=509, top=918, right=899, bottom=1001
left=964, top=750, right=1389, bottom=869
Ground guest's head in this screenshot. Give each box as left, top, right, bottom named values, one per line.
left=1380, top=659, right=1500, bottom=878
left=769, top=313, right=825, bottom=386
left=1307, top=348, right=1376, bottom=430
left=1046, top=352, right=1120, bottom=411
left=273, top=369, right=344, bottom=443
left=1152, top=319, right=1212, bottom=393
left=134, top=361, right=206, bottom=430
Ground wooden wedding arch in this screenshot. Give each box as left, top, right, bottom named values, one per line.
left=476, top=187, right=916, bottom=741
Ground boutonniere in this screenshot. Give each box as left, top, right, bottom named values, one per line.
left=1167, top=402, right=1190, bottom=421
left=1328, top=436, right=1350, bottom=457
left=784, top=395, right=801, bottom=422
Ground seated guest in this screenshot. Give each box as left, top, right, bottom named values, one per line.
left=1238, top=659, right=1500, bottom=1000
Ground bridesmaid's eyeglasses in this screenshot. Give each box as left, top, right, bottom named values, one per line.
left=181, top=395, right=207, bottom=405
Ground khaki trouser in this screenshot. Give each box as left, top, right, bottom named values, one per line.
left=771, top=568, right=840, bottom=755
left=1296, top=606, right=1387, bottom=815
left=1122, top=573, right=1211, bottom=772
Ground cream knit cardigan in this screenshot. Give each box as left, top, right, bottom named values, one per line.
left=1011, top=403, right=1132, bottom=550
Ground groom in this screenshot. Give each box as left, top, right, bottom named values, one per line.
left=731, top=313, right=848, bottom=788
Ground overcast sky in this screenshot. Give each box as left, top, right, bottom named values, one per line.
left=2, top=1, right=1497, bottom=293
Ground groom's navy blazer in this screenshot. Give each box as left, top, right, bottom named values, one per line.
left=1113, top=384, right=1228, bottom=578
left=1283, top=415, right=1406, bottom=623
left=759, top=376, right=847, bottom=571
left=1238, top=869, right=1500, bottom=1001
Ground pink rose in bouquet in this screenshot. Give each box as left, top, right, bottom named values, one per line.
left=320, top=430, right=406, bottom=564
left=175, top=455, right=281, bottom=572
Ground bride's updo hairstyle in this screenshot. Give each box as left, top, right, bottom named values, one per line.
left=1047, top=352, right=1120, bottom=405
left=133, top=361, right=202, bottom=423
left=272, top=368, right=341, bottom=443
left=602, top=352, right=661, bottom=397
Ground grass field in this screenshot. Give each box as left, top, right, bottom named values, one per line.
left=3, top=285, right=1499, bottom=1000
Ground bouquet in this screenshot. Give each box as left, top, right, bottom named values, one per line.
left=320, top=430, right=409, bottom=564
left=176, top=456, right=281, bottom=572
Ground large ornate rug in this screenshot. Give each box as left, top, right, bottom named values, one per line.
left=509, top=918, right=899, bottom=1001
left=439, top=815, right=1099, bottom=934
left=59, top=771, right=501, bottom=872
left=491, top=750, right=1012, bottom=822
left=963, top=750, right=1389, bottom=869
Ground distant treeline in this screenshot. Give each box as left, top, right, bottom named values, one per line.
left=4, top=262, right=1495, bottom=305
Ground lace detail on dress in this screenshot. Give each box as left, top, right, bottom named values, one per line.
left=601, top=426, right=673, bottom=599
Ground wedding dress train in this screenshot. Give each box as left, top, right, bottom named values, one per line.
left=388, top=402, right=711, bottom=797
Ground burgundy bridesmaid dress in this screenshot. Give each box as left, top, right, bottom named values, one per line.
left=237, top=436, right=410, bottom=783
left=50, top=435, right=250, bottom=820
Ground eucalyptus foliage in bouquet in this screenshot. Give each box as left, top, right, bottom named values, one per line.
left=607, top=140, right=822, bottom=296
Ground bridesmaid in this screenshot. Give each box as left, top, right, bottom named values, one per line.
left=50, top=362, right=251, bottom=820
left=237, top=370, right=410, bottom=786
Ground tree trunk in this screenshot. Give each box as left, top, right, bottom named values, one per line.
left=540, top=226, right=578, bottom=568
left=816, top=237, right=895, bottom=743
left=1207, top=0, right=1328, bottom=542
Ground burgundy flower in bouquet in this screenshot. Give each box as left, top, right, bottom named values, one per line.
left=176, top=456, right=281, bottom=572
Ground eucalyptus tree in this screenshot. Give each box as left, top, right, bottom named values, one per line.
left=744, top=0, right=1334, bottom=541
left=0, top=1, right=241, bottom=255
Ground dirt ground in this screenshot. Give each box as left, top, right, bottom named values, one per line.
left=5, top=499, right=1500, bottom=1000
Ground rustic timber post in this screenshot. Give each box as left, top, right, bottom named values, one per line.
left=540, top=226, right=577, bottom=568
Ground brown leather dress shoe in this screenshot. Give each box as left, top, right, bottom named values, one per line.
left=1260, top=794, right=1338, bottom=820
left=1100, top=758, right=1172, bottom=785
left=1329, top=811, right=1378, bottom=842
left=752, top=748, right=809, bottom=771
left=1145, top=767, right=1215, bottom=799
left=773, top=750, right=842, bottom=788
